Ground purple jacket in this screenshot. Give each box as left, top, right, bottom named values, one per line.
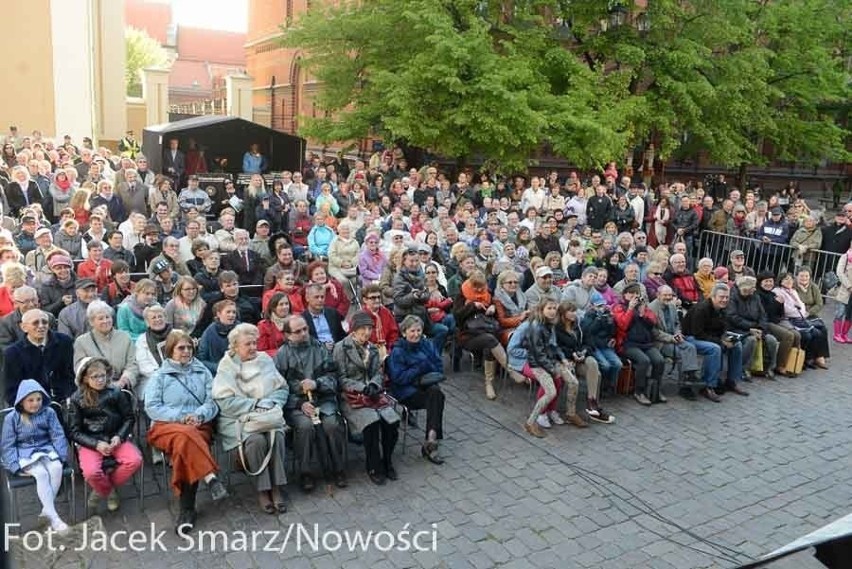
left=643, top=275, right=667, bottom=301
left=596, top=285, right=620, bottom=307
left=359, top=248, right=388, bottom=286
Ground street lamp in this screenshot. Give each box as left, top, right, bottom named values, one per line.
left=636, top=12, right=651, bottom=34
left=608, top=2, right=628, bottom=29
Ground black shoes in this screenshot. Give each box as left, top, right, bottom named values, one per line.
left=335, top=472, right=348, bottom=488
left=385, top=465, right=398, bottom=481
left=175, top=509, right=197, bottom=535
left=679, top=387, right=697, bottom=401
left=726, top=382, right=750, bottom=396
left=208, top=477, right=229, bottom=501
left=368, top=470, right=386, bottom=485
left=422, top=442, right=445, bottom=465
left=701, top=387, right=722, bottom=402
left=301, top=475, right=315, bottom=493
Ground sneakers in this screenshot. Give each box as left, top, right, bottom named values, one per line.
left=536, top=414, right=552, bottom=429
left=634, top=393, right=652, bottom=406
left=107, top=489, right=120, bottom=512
left=523, top=421, right=546, bottom=438
left=547, top=410, right=565, bottom=426
left=585, top=399, right=615, bottom=424
left=208, top=477, right=229, bottom=501
left=565, top=414, right=588, bottom=428
left=151, top=447, right=164, bottom=465
left=49, top=517, right=70, bottom=534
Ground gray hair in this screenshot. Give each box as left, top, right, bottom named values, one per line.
left=163, top=236, right=179, bottom=248
left=698, top=257, right=714, bottom=268
left=234, top=228, right=249, bottom=240
left=711, top=283, right=730, bottom=297
left=12, top=285, right=37, bottom=302
left=143, top=304, right=165, bottom=320
left=86, top=300, right=114, bottom=322
left=736, top=275, right=757, bottom=290
left=399, top=315, right=424, bottom=333
left=657, top=285, right=673, bottom=296
left=228, top=323, right=259, bottom=352
left=670, top=253, right=686, bottom=265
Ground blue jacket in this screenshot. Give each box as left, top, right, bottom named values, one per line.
left=387, top=339, right=443, bottom=400
left=197, top=321, right=235, bottom=375
left=144, top=358, right=218, bottom=424
left=242, top=152, right=266, bottom=174
left=308, top=225, right=335, bottom=257
left=1, top=380, right=68, bottom=474
left=4, top=331, right=75, bottom=406
left=507, top=321, right=531, bottom=372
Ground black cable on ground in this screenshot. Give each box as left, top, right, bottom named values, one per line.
left=441, top=382, right=755, bottom=567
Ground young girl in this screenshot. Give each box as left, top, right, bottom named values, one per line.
left=69, top=357, right=142, bottom=513
left=1, top=380, right=70, bottom=532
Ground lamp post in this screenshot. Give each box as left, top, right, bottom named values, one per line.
left=608, top=2, right=628, bottom=29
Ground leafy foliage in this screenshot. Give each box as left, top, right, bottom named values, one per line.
left=125, top=27, right=170, bottom=98
left=282, top=0, right=850, bottom=170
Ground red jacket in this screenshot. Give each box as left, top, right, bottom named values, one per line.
left=257, top=319, right=285, bottom=356
left=0, top=287, right=13, bottom=318
left=612, top=302, right=658, bottom=354
left=262, top=285, right=305, bottom=314
left=77, top=258, right=113, bottom=292
left=364, top=305, right=399, bottom=352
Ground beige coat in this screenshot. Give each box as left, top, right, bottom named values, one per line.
left=834, top=253, right=852, bottom=305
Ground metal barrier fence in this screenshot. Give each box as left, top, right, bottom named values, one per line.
left=696, top=230, right=842, bottom=290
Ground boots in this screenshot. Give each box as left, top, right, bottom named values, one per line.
left=490, top=346, right=528, bottom=384
left=842, top=320, right=852, bottom=343
left=483, top=360, right=497, bottom=400
left=833, top=321, right=846, bottom=343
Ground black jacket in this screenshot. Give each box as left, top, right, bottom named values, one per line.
left=726, top=286, right=769, bottom=333
left=756, top=288, right=785, bottom=324
left=222, top=249, right=266, bottom=287
left=586, top=196, right=613, bottom=230
left=580, top=309, right=616, bottom=350
left=4, top=332, right=75, bottom=406
left=39, top=275, right=78, bottom=317
left=525, top=321, right=565, bottom=375
left=672, top=207, right=699, bottom=236
left=682, top=299, right=727, bottom=343
left=68, top=387, right=135, bottom=450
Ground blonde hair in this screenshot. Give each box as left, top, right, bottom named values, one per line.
left=1, top=262, right=27, bottom=289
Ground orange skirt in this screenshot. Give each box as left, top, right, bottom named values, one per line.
left=147, top=421, right=218, bottom=495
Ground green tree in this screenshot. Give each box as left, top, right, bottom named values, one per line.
left=283, top=0, right=850, bottom=170
left=125, top=27, right=170, bottom=98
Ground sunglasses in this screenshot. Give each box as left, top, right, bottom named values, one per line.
left=175, top=345, right=193, bottom=352
left=504, top=280, right=519, bottom=284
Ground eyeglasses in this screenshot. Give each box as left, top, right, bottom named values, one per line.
left=15, top=298, right=37, bottom=304
left=504, top=280, right=519, bottom=285
left=291, top=327, right=308, bottom=334
left=366, top=295, right=382, bottom=300
left=175, top=345, right=193, bottom=352
left=87, top=373, right=107, bottom=381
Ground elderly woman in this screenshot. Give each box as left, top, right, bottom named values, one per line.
left=198, top=299, right=238, bottom=374
left=333, top=311, right=401, bottom=485
left=494, top=269, right=529, bottom=346
left=306, top=261, right=350, bottom=318
left=213, top=324, right=289, bottom=514
left=0, top=262, right=26, bottom=317
left=694, top=257, right=715, bottom=299
left=258, top=292, right=289, bottom=355
left=327, top=221, right=359, bottom=300
left=54, top=220, right=88, bottom=260
left=789, top=215, right=822, bottom=269
left=116, top=278, right=157, bottom=341
left=454, top=269, right=528, bottom=400
left=358, top=232, right=387, bottom=287
left=145, top=330, right=228, bottom=532
left=135, top=304, right=172, bottom=398
left=756, top=272, right=801, bottom=376
left=73, top=300, right=139, bottom=390
left=164, top=276, right=206, bottom=336
left=387, top=315, right=446, bottom=464
left=795, top=267, right=825, bottom=321
left=69, top=357, right=143, bottom=513
left=776, top=272, right=829, bottom=370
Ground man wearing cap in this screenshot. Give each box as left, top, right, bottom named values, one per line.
left=118, top=130, right=140, bottom=159
left=250, top=220, right=274, bottom=265
left=57, top=278, right=98, bottom=338
left=132, top=226, right=161, bottom=274
left=759, top=206, right=790, bottom=245
left=24, top=227, right=59, bottom=275
left=4, top=308, right=75, bottom=406
left=38, top=255, right=77, bottom=317
left=13, top=214, right=38, bottom=256
left=525, top=266, right=563, bottom=310
left=726, top=249, right=755, bottom=282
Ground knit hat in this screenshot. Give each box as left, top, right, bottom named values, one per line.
left=48, top=254, right=72, bottom=268
left=350, top=310, right=374, bottom=331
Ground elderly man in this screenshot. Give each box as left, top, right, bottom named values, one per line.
left=4, top=309, right=75, bottom=405
left=57, top=278, right=98, bottom=338
left=726, top=275, right=780, bottom=380
left=303, top=283, right=347, bottom=349
left=214, top=211, right=238, bottom=253
left=147, top=236, right=189, bottom=279
left=671, top=195, right=699, bottom=257
left=116, top=168, right=149, bottom=217
left=39, top=254, right=78, bottom=317
left=614, top=263, right=648, bottom=301
left=663, top=253, right=702, bottom=309
left=525, top=266, right=563, bottom=310
left=275, top=314, right=347, bottom=491
left=649, top=285, right=703, bottom=400
left=683, top=283, right=749, bottom=401
left=222, top=229, right=265, bottom=287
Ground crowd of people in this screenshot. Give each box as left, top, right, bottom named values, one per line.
left=0, top=130, right=849, bottom=534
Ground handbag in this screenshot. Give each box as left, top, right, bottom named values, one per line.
left=822, top=271, right=840, bottom=293
left=344, top=391, right=393, bottom=410
left=416, top=372, right=446, bottom=388
left=466, top=313, right=500, bottom=335
left=749, top=337, right=764, bottom=373
left=235, top=406, right=283, bottom=476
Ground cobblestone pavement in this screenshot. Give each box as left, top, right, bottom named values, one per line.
left=7, top=335, right=852, bottom=568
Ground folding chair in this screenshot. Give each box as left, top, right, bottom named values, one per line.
left=0, top=407, right=77, bottom=526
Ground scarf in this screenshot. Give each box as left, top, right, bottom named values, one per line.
left=494, top=284, right=527, bottom=315
left=146, top=324, right=173, bottom=366
left=54, top=176, right=71, bottom=191
left=124, top=294, right=148, bottom=318
left=461, top=279, right=491, bottom=305
left=270, top=312, right=287, bottom=331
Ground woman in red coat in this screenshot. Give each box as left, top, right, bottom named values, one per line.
left=257, top=292, right=290, bottom=355
left=305, top=261, right=349, bottom=318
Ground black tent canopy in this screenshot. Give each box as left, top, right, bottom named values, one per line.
left=142, top=116, right=305, bottom=177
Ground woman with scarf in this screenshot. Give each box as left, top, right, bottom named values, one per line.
left=135, top=304, right=172, bottom=397
left=164, top=276, right=206, bottom=336
left=360, top=284, right=399, bottom=359
left=197, top=299, right=238, bottom=375
left=652, top=196, right=672, bottom=247
left=73, top=300, right=139, bottom=390
left=494, top=269, right=529, bottom=346
left=776, top=272, right=829, bottom=370
left=454, top=270, right=528, bottom=400
left=726, top=203, right=750, bottom=237
left=258, top=292, right=290, bottom=355
left=358, top=232, right=387, bottom=287
left=116, top=278, right=157, bottom=341
left=145, top=329, right=228, bottom=533
left=213, top=324, right=289, bottom=515
left=48, top=169, right=76, bottom=219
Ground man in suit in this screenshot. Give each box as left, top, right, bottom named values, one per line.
left=162, top=138, right=185, bottom=189
left=303, top=283, right=346, bottom=350
left=222, top=229, right=266, bottom=288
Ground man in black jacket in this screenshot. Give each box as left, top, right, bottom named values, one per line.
left=585, top=185, right=613, bottom=230
left=725, top=276, right=780, bottom=380
left=683, top=282, right=749, bottom=401
left=4, top=309, right=74, bottom=405
left=671, top=196, right=699, bottom=258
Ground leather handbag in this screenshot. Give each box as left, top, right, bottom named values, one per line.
left=466, top=313, right=500, bottom=335
left=416, top=372, right=446, bottom=388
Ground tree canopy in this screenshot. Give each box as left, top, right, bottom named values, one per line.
left=125, top=26, right=170, bottom=98
left=283, top=0, right=850, bottom=171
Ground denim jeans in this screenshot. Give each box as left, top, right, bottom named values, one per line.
left=686, top=337, right=744, bottom=387
left=592, top=347, right=622, bottom=390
